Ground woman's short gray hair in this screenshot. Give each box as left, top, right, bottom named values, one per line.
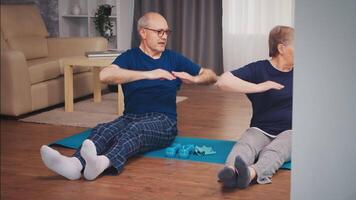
left=269, top=26, right=294, bottom=57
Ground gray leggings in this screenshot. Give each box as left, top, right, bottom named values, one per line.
left=225, top=128, right=292, bottom=184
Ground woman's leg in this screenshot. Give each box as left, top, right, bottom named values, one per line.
left=225, top=128, right=272, bottom=166
left=218, top=128, right=271, bottom=187
left=251, top=130, right=292, bottom=184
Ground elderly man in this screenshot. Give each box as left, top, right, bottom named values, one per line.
left=40, top=12, right=217, bottom=181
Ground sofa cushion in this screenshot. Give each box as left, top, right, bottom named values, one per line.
left=1, top=4, right=49, bottom=59
left=7, top=36, right=48, bottom=59
left=0, top=4, right=49, bottom=38
left=27, top=57, right=61, bottom=85
left=27, top=57, right=92, bottom=84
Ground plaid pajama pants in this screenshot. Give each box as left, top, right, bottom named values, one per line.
left=73, top=112, right=177, bottom=172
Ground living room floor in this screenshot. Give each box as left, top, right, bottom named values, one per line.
left=0, top=85, right=290, bottom=200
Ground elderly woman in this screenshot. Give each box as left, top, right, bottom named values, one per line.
left=216, top=26, right=294, bottom=189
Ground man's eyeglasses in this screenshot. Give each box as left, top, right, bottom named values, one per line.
left=144, top=27, right=172, bottom=37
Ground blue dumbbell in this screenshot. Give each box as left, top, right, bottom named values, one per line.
left=165, top=143, right=182, bottom=157
left=178, top=144, right=195, bottom=158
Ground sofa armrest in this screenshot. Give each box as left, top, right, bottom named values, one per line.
left=1, top=50, right=32, bottom=116
left=47, top=37, right=108, bottom=58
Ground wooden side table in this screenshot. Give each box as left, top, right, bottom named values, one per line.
left=62, top=56, right=124, bottom=115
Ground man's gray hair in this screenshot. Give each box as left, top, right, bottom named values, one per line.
left=137, top=14, right=150, bottom=31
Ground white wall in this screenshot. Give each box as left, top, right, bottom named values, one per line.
left=292, top=0, right=356, bottom=200
left=116, top=0, right=134, bottom=51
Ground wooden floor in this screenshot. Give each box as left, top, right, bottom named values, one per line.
left=1, top=85, right=290, bottom=200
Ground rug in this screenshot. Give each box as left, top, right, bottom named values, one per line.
left=20, top=93, right=187, bottom=128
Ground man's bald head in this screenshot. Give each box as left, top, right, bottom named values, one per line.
left=137, top=12, right=168, bottom=31
left=137, top=12, right=170, bottom=55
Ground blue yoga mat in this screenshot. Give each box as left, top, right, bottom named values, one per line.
left=51, top=129, right=291, bottom=170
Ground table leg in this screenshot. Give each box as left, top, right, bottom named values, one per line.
left=64, top=64, right=74, bottom=112
left=117, top=84, right=124, bottom=115
left=93, top=67, right=101, bottom=103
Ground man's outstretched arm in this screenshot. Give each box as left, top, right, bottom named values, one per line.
left=100, top=64, right=176, bottom=84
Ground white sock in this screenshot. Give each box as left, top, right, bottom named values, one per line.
left=40, top=145, right=83, bottom=180
left=80, top=139, right=110, bottom=180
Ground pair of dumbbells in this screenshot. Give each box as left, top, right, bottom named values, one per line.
left=165, top=143, right=195, bottom=158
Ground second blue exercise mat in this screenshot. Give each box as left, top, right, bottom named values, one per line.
left=50, top=129, right=291, bottom=169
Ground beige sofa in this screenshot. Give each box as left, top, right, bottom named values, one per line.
left=1, top=4, right=108, bottom=116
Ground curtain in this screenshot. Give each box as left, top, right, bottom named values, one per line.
left=223, top=0, right=294, bottom=71
left=132, top=0, right=223, bottom=74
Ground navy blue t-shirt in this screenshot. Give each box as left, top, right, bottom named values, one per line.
left=112, top=48, right=201, bottom=120
left=231, top=60, right=293, bottom=136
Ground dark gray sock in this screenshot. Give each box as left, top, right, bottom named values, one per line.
left=234, top=156, right=251, bottom=189
left=217, top=166, right=238, bottom=188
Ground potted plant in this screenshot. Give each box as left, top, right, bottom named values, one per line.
left=93, top=4, right=115, bottom=41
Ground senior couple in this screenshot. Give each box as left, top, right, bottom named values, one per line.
left=40, top=12, right=294, bottom=189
